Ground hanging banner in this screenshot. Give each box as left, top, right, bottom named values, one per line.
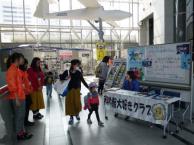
left=104, top=90, right=173, bottom=125
left=59, top=50, right=73, bottom=60
left=96, top=42, right=107, bottom=61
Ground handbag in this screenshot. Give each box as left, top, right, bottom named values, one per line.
left=54, top=70, right=70, bottom=97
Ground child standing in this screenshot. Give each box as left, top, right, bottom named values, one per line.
left=45, top=71, right=54, bottom=98
left=84, top=82, right=104, bottom=127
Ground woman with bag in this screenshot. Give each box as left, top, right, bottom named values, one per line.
left=65, top=59, right=89, bottom=125
left=98, top=56, right=110, bottom=95
left=27, top=57, right=45, bottom=120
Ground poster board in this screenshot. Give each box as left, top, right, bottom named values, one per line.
left=96, top=42, right=107, bottom=61
left=127, top=42, right=191, bottom=85
left=105, top=59, right=126, bottom=88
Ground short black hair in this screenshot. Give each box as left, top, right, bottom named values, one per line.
left=6, top=53, right=24, bottom=69
left=70, top=59, right=81, bottom=71
left=48, top=71, right=53, bottom=75
left=71, top=59, right=80, bottom=65
left=102, top=56, right=110, bottom=63
left=127, top=71, right=136, bottom=80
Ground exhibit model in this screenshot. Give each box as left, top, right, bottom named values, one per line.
left=34, top=0, right=131, bottom=41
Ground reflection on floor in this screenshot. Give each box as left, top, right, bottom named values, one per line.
left=13, top=76, right=194, bottom=145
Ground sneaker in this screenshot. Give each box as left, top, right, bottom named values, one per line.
left=114, top=113, right=119, bottom=117
left=98, top=121, right=104, bottom=127
left=37, top=113, right=44, bottom=118
left=69, top=118, right=74, bottom=125
left=87, top=119, right=92, bottom=124
left=33, top=114, right=42, bottom=120
left=125, top=116, right=129, bottom=121
left=76, top=115, right=80, bottom=121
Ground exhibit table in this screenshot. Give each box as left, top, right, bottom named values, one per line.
left=104, top=89, right=181, bottom=138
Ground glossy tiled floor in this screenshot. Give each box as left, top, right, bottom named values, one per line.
left=13, top=76, right=194, bottom=145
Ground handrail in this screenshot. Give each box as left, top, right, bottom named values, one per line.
left=0, top=85, right=9, bottom=99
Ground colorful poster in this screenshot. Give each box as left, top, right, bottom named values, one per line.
left=96, top=42, right=107, bottom=61
left=128, top=43, right=191, bottom=84
left=128, top=48, right=145, bottom=80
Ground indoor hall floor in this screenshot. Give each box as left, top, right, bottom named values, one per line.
left=14, top=76, right=194, bottom=145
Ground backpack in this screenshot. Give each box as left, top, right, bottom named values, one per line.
left=95, top=62, right=101, bottom=78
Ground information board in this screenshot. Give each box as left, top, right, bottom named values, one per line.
left=128, top=42, right=191, bottom=85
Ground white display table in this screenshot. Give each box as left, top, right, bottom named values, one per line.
left=104, top=89, right=181, bottom=138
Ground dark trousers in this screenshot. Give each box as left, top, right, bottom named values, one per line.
left=25, top=95, right=32, bottom=123
left=87, top=104, right=100, bottom=122
left=98, top=79, right=105, bottom=94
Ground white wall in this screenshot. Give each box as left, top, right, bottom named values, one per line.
left=139, top=0, right=174, bottom=45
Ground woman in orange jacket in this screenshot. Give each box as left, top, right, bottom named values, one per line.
left=6, top=53, right=32, bottom=140
left=19, top=58, right=34, bottom=126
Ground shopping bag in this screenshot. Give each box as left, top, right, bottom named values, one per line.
left=62, top=87, right=68, bottom=97
left=54, top=71, right=70, bottom=96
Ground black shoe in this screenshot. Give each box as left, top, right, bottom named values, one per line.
left=98, top=121, right=104, bottom=127
left=125, top=116, right=129, bottom=121
left=17, top=134, right=25, bottom=140
left=33, top=114, right=42, bottom=120
left=23, top=132, right=33, bottom=140
left=76, top=115, right=80, bottom=121
left=25, top=121, right=35, bottom=127
left=37, top=113, right=44, bottom=118
left=114, top=113, right=118, bottom=117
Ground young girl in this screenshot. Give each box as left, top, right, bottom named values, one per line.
left=84, top=82, right=104, bottom=127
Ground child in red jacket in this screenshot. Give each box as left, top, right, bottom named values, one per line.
left=84, top=82, right=104, bottom=127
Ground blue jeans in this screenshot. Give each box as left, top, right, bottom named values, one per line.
left=10, top=100, right=25, bottom=134
left=46, top=85, right=52, bottom=97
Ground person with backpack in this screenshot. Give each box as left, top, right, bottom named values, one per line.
left=96, top=56, right=110, bottom=95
